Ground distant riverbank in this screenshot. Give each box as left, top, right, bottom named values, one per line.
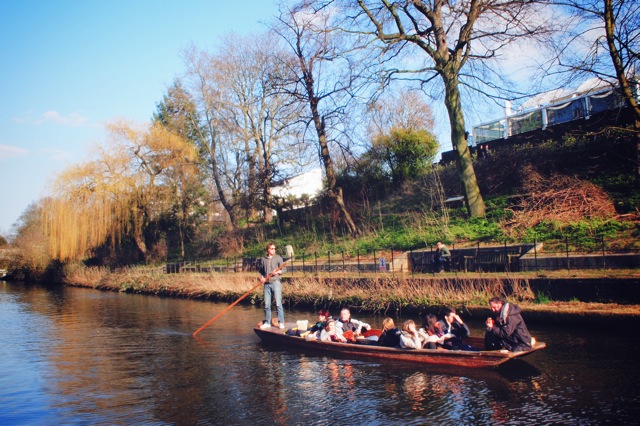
left=56, top=265, right=640, bottom=325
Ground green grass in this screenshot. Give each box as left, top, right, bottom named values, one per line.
left=164, top=131, right=640, bottom=262
left=534, top=291, right=552, bottom=305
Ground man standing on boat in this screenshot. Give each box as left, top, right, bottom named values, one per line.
left=259, top=243, right=287, bottom=330
left=484, top=297, right=533, bottom=352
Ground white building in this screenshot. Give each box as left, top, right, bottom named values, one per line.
left=271, top=168, right=324, bottom=209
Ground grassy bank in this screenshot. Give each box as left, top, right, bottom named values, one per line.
left=63, top=265, right=640, bottom=325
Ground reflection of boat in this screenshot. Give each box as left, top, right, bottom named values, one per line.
left=254, top=327, right=546, bottom=368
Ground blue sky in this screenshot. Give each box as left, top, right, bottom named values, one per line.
left=0, top=0, right=279, bottom=235
left=0, top=0, right=541, bottom=237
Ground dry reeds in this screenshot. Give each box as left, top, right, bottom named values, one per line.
left=62, top=266, right=537, bottom=315
left=258, top=275, right=535, bottom=314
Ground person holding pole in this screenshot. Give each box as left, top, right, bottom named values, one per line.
left=192, top=249, right=288, bottom=337
left=259, top=242, right=287, bottom=329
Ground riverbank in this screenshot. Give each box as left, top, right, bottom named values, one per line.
left=57, top=265, right=640, bottom=325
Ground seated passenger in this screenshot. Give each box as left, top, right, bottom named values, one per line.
left=378, top=317, right=401, bottom=347
left=301, top=309, right=331, bottom=339
left=319, top=319, right=348, bottom=343
left=485, top=297, right=533, bottom=352
left=437, top=307, right=471, bottom=350
left=420, top=314, right=445, bottom=349
left=336, top=308, right=371, bottom=341
left=399, top=320, right=423, bottom=349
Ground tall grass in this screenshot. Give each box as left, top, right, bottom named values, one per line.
left=63, top=265, right=536, bottom=315
left=64, top=264, right=260, bottom=297
left=283, top=276, right=535, bottom=314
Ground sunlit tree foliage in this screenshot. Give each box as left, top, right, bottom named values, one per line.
left=44, top=122, right=198, bottom=261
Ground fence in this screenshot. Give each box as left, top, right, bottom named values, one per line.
left=241, top=248, right=407, bottom=275
left=518, top=237, right=640, bottom=272
left=164, top=237, right=640, bottom=275
left=412, top=239, right=640, bottom=274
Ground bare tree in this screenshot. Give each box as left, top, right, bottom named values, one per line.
left=182, top=45, right=243, bottom=230
left=182, top=37, right=308, bottom=230
left=306, top=0, right=554, bottom=218
left=549, top=0, right=640, bottom=184
left=366, top=88, right=436, bottom=139
left=271, top=5, right=367, bottom=236
left=215, top=33, right=309, bottom=223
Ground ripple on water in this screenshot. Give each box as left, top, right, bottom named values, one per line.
left=2, top=285, right=640, bottom=424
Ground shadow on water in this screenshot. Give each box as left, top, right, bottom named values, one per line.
left=494, top=358, right=542, bottom=379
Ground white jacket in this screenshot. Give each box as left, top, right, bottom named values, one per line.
left=399, top=331, right=423, bottom=349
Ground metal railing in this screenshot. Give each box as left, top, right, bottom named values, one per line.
left=163, top=236, right=640, bottom=275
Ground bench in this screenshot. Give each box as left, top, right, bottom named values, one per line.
left=473, top=250, right=508, bottom=272
left=409, top=251, right=462, bottom=273
left=471, top=248, right=522, bottom=272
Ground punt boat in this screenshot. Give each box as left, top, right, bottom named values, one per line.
left=254, top=326, right=546, bottom=368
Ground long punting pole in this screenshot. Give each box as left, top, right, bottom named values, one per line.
left=192, top=261, right=288, bottom=337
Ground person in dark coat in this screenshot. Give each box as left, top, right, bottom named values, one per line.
left=378, top=317, right=401, bottom=347
left=484, top=297, right=533, bottom=352
left=300, top=309, right=331, bottom=339
left=437, top=307, right=471, bottom=350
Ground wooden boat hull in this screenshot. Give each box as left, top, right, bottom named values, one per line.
left=254, top=327, right=546, bottom=368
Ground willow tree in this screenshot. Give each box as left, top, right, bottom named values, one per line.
left=45, top=122, right=198, bottom=262
left=45, top=154, right=131, bottom=261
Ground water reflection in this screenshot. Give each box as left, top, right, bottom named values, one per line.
left=1, top=282, right=640, bottom=425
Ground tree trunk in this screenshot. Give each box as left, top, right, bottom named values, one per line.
left=603, top=0, right=640, bottom=188
left=247, top=140, right=260, bottom=221
left=443, top=73, right=486, bottom=217
left=302, top=59, right=360, bottom=236
left=263, top=196, right=273, bottom=223
left=212, top=169, right=238, bottom=231
left=179, top=201, right=187, bottom=259
left=262, top=154, right=273, bottom=223
left=131, top=205, right=148, bottom=260
left=635, top=118, right=640, bottom=188
left=207, top=138, right=238, bottom=231
left=313, top=112, right=359, bottom=236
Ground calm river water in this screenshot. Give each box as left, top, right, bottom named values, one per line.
left=1, top=281, right=639, bottom=425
